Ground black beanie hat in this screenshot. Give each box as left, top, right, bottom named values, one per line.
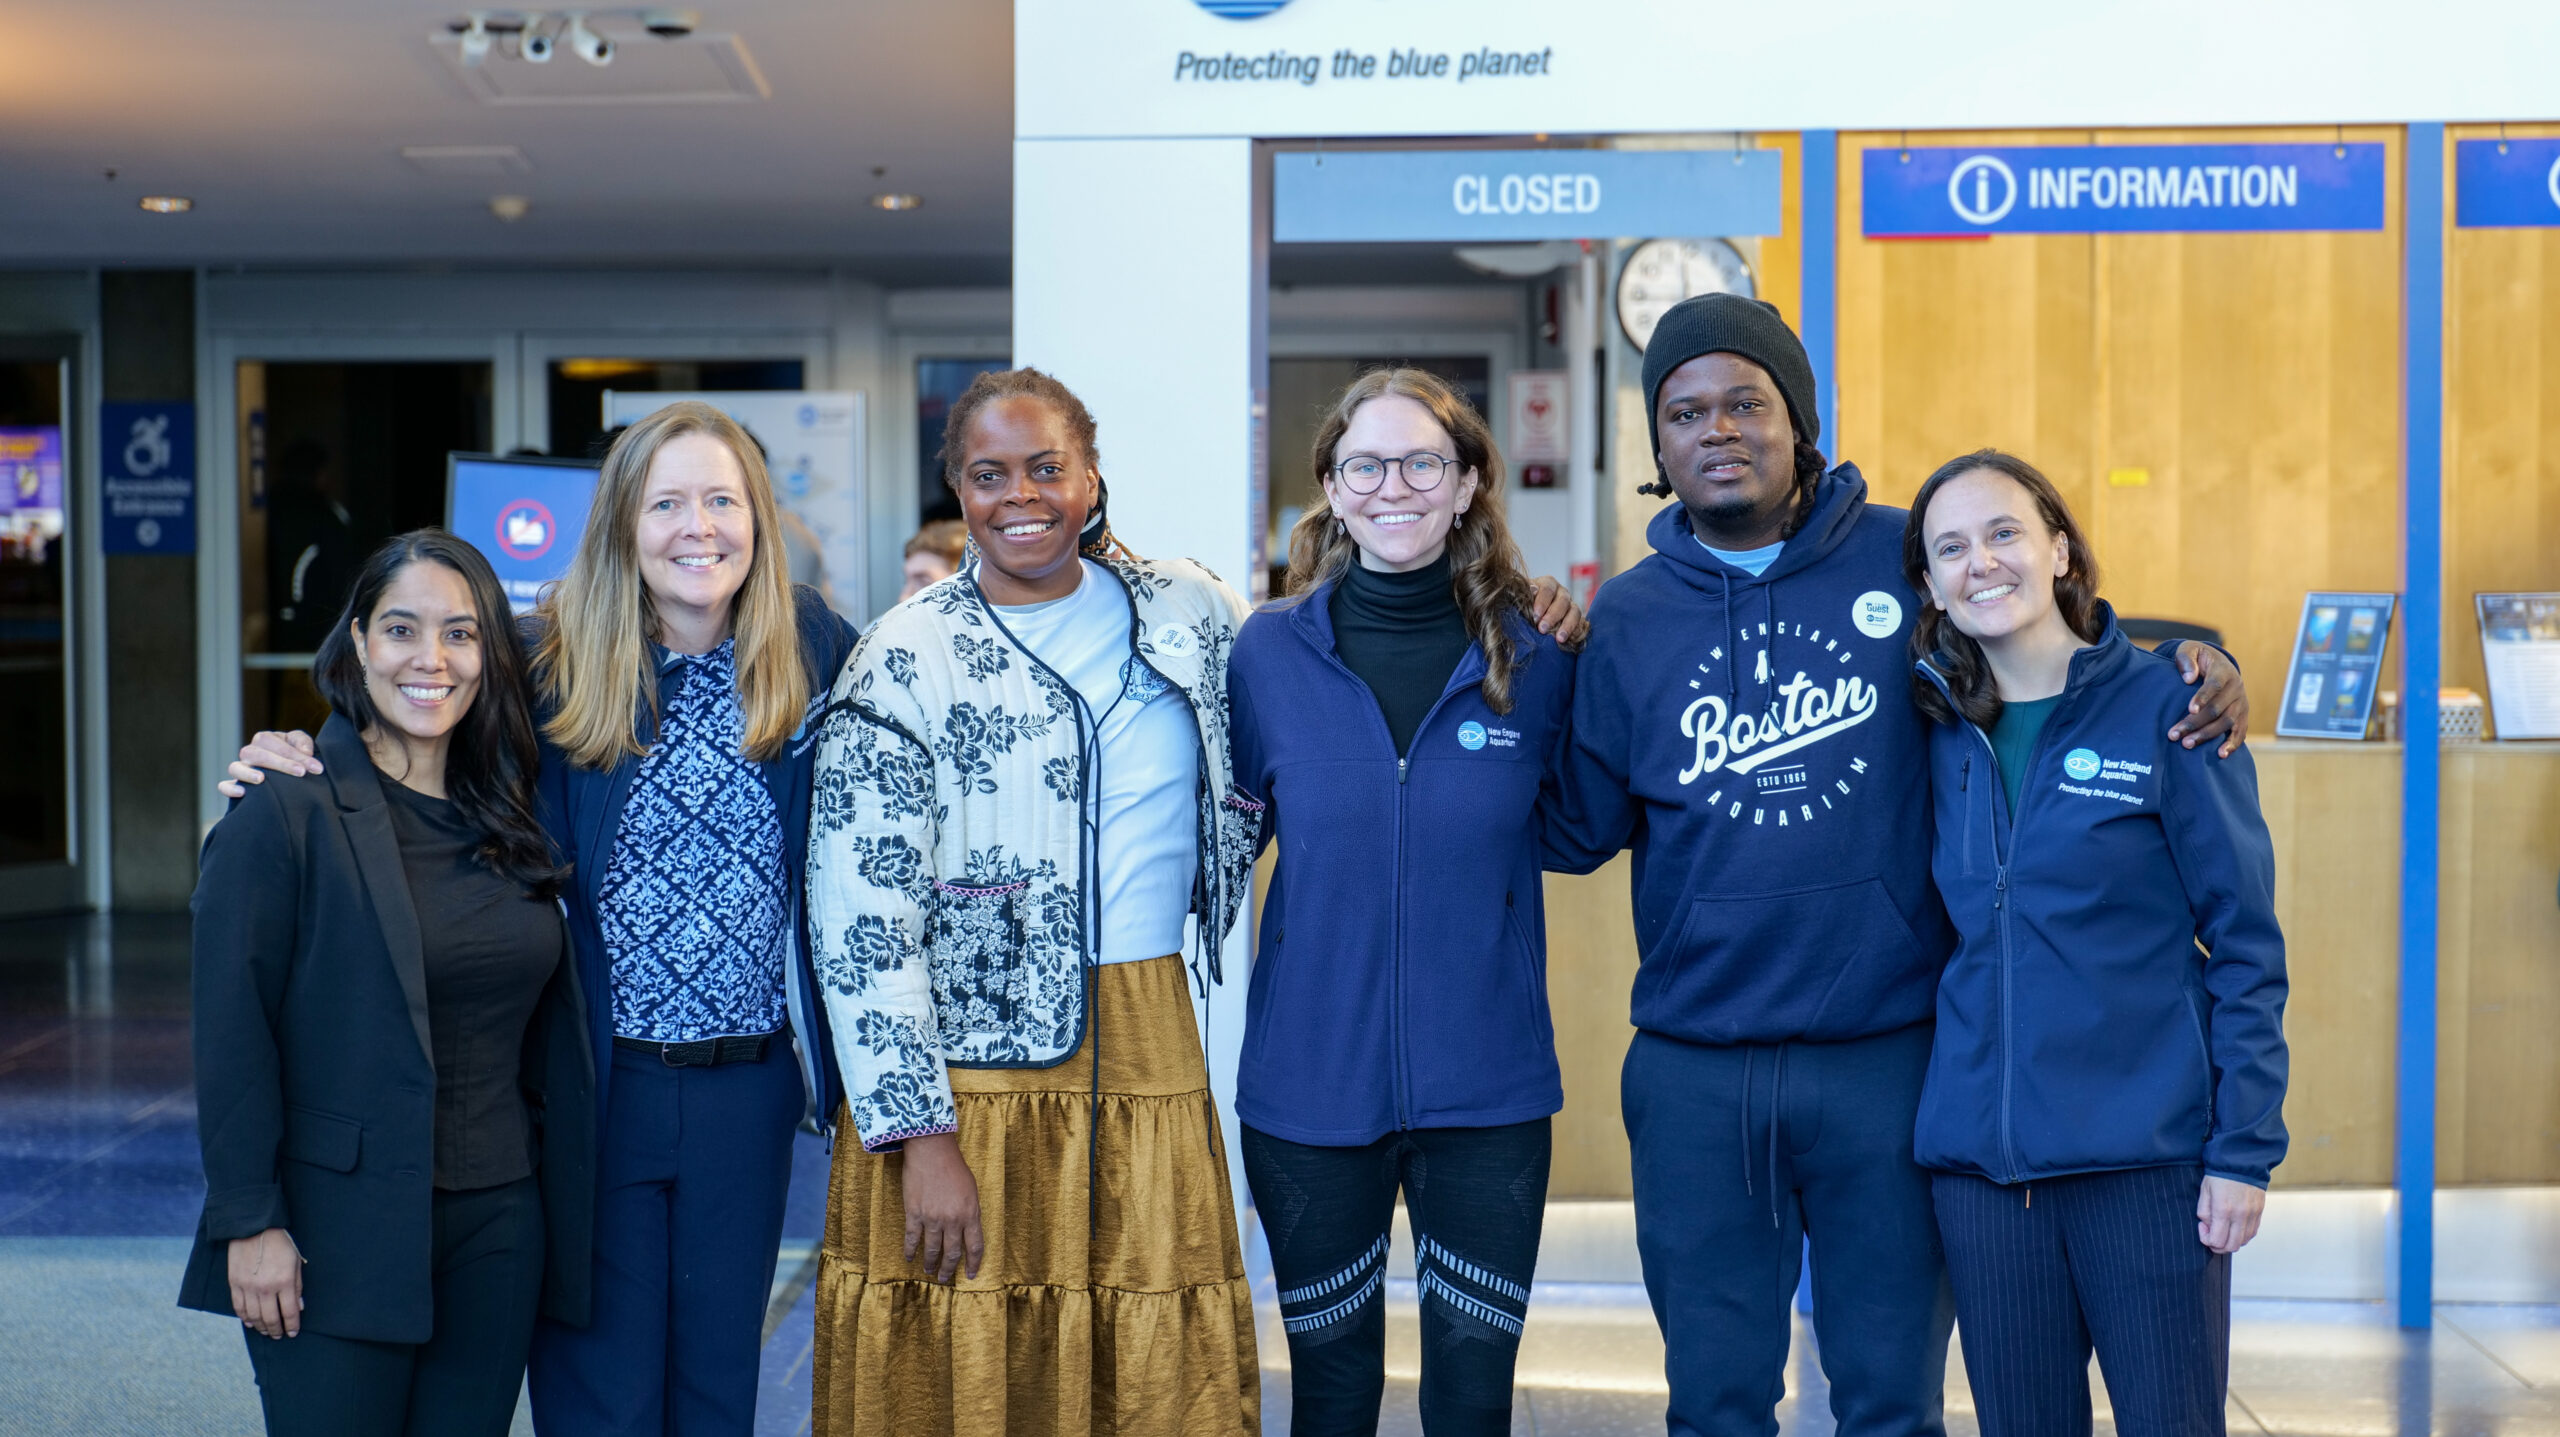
left=1639, top=292, right=1820, bottom=456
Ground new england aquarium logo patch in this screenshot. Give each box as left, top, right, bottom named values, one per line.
left=1194, top=0, right=1291, bottom=15
left=1457, top=721, right=1488, bottom=751
left=2062, top=748, right=2103, bottom=781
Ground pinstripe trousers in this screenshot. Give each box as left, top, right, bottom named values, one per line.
left=1933, top=1164, right=2230, bottom=1437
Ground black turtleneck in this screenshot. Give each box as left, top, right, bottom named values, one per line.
left=1329, top=552, right=1471, bottom=758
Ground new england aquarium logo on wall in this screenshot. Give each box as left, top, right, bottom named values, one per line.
left=1194, top=0, right=1291, bottom=16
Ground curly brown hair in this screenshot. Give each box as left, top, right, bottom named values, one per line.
left=1903, top=448, right=2105, bottom=730
left=1282, top=367, right=1556, bottom=714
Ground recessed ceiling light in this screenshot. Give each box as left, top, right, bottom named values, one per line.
left=138, top=196, right=192, bottom=214
left=489, top=194, right=532, bottom=222
left=870, top=193, right=922, bottom=212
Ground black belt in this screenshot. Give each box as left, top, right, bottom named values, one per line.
left=612, top=1032, right=774, bottom=1068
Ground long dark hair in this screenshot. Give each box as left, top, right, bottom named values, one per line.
left=1903, top=449, right=2104, bottom=730
left=1282, top=367, right=1555, bottom=713
left=315, top=530, right=563, bottom=898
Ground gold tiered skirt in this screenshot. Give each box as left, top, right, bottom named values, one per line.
left=814, top=955, right=1260, bottom=1437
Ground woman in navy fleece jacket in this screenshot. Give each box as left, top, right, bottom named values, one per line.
left=1228, top=368, right=1580, bottom=1436
left=1906, top=449, right=2287, bottom=1437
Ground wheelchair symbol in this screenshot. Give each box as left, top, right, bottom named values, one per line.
left=123, top=414, right=172, bottom=477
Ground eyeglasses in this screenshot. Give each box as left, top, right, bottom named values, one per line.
left=1331, top=451, right=1454, bottom=496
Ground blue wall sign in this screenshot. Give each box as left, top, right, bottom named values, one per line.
left=100, top=401, right=195, bottom=555
left=1863, top=143, right=2386, bottom=236
left=2455, top=139, right=2560, bottom=227
left=1274, top=148, right=1783, bottom=244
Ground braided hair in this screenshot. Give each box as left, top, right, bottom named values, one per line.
left=937, top=366, right=1138, bottom=562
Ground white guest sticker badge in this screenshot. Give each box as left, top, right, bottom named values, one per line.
left=1151, top=624, right=1195, bottom=657
left=1852, top=590, right=1904, bottom=638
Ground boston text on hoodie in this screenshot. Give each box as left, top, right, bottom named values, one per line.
left=1228, top=585, right=1575, bottom=1146
left=1548, top=464, right=1954, bottom=1046
left=1913, top=607, right=2288, bottom=1187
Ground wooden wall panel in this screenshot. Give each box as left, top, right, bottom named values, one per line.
left=2445, top=122, right=2560, bottom=712
left=2439, top=745, right=2560, bottom=1183
left=2253, top=743, right=2401, bottom=1186
left=1542, top=861, right=1640, bottom=1197
left=1838, top=127, right=2405, bottom=710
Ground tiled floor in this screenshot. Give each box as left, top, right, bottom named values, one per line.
left=9, top=912, right=2560, bottom=1437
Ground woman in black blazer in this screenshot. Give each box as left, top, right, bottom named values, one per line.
left=181, top=530, right=594, bottom=1437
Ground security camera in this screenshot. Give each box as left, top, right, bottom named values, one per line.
left=457, top=11, right=491, bottom=65
left=640, top=8, right=699, bottom=38
left=518, top=15, right=555, bottom=62
left=566, top=12, right=613, bottom=65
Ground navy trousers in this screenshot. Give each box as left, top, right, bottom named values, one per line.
left=1623, top=1023, right=1954, bottom=1437
left=528, top=1039, right=802, bottom=1437
left=1933, top=1164, right=2231, bottom=1437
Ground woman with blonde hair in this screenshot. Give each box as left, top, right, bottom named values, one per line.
left=225, top=399, right=860, bottom=1436
left=1225, top=367, right=1586, bottom=1434
left=805, top=367, right=1265, bottom=1436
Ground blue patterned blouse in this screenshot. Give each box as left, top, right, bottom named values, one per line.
left=595, top=637, right=790, bottom=1043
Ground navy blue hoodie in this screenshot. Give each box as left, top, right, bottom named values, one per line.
left=1228, top=585, right=1575, bottom=1145
left=1914, top=608, right=2289, bottom=1186
left=1549, top=465, right=1953, bottom=1045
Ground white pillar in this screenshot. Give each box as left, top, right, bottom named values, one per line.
left=1012, top=135, right=1264, bottom=1244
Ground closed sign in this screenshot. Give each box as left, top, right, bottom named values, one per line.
left=1275, top=147, right=1780, bottom=244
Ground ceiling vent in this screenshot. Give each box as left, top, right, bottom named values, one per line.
left=400, top=145, right=534, bottom=177
left=432, top=15, right=770, bottom=105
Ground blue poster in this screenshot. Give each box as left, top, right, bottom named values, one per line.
left=100, top=401, right=195, bottom=555
left=446, top=454, right=601, bottom=613
left=1275, top=148, right=1782, bottom=243
left=2455, top=139, right=2560, bottom=228
left=2275, top=590, right=2395, bottom=741
left=1863, top=144, right=2386, bottom=237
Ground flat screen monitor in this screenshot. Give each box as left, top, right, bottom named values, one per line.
left=445, top=452, right=602, bottom=614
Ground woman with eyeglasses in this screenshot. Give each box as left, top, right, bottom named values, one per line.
left=1226, top=367, right=1587, bottom=1435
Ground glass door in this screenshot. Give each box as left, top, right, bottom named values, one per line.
left=0, top=339, right=83, bottom=914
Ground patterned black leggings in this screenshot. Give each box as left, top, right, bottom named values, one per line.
left=1242, top=1118, right=1551, bottom=1437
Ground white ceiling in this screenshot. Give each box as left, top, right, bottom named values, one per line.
left=0, top=1, right=1014, bottom=280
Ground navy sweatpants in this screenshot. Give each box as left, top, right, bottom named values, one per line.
left=1623, top=1022, right=1954, bottom=1437
left=528, top=1039, right=803, bottom=1436
left=1933, top=1164, right=2231, bottom=1437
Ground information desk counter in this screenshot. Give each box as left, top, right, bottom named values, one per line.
left=1536, top=741, right=2560, bottom=1198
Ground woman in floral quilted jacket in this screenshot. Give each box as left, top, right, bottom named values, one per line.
left=803, top=367, right=1264, bottom=1437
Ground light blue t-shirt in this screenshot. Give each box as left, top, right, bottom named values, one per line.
left=1699, top=538, right=1785, bottom=577
left=995, top=560, right=1198, bottom=964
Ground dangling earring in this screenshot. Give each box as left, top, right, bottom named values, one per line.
left=1335, top=518, right=1346, bottom=537
left=1454, top=511, right=1465, bottom=530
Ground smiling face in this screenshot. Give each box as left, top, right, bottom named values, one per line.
left=954, top=395, right=1098, bottom=605
left=356, top=559, right=483, bottom=752
left=1920, top=466, right=2074, bottom=644
left=633, top=430, right=756, bottom=642
left=1653, top=352, right=1797, bottom=546
left=1322, top=393, right=1480, bottom=574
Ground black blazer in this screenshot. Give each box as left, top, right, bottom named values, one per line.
left=179, top=715, right=596, bottom=1342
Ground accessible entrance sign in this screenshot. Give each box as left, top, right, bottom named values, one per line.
left=1274, top=148, right=1782, bottom=244
left=2455, top=139, right=2560, bottom=227
left=100, top=401, right=195, bottom=555
left=1862, top=143, right=2386, bottom=236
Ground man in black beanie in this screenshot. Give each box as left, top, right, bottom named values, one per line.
left=1544, top=293, right=2250, bottom=1435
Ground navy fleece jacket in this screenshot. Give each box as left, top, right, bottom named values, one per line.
left=1228, top=586, right=1574, bottom=1144
left=1915, top=609, right=2289, bottom=1187
left=1549, top=465, right=1954, bottom=1045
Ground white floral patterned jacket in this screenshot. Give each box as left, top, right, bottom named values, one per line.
left=806, top=554, right=1263, bottom=1151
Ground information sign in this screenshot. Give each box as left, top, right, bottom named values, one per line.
left=1274, top=148, right=1781, bottom=244
left=2455, top=139, right=2560, bottom=228
left=100, top=401, right=194, bottom=554
left=1862, top=143, right=2386, bottom=237
left=2275, top=591, right=2396, bottom=741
